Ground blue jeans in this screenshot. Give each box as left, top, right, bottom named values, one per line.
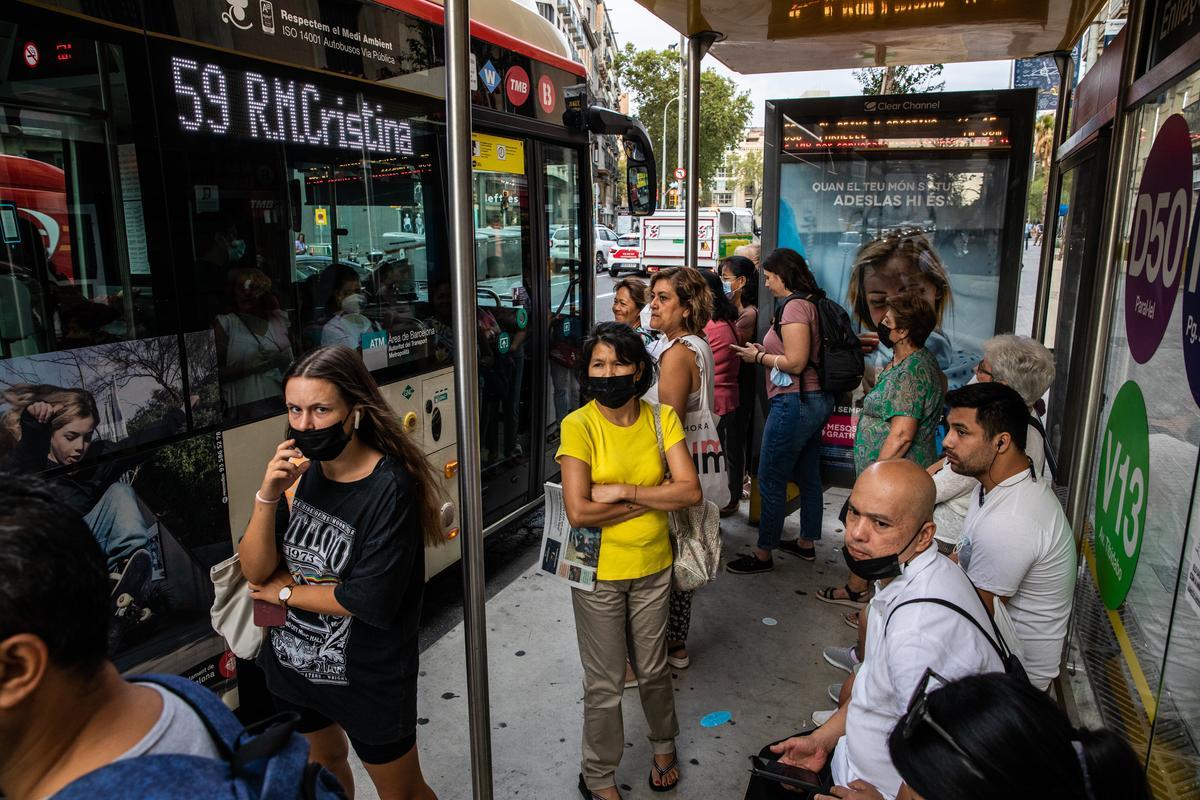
left=84, top=482, right=151, bottom=572
left=756, top=391, right=834, bottom=550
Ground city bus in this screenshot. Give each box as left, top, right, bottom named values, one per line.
left=0, top=0, right=652, bottom=698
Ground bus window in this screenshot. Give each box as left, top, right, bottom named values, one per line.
left=0, top=22, right=179, bottom=471
left=154, top=42, right=448, bottom=425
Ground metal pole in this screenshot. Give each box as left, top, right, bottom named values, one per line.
left=1031, top=51, right=1075, bottom=342
left=660, top=95, right=678, bottom=206
left=444, top=0, right=493, bottom=793
left=678, top=35, right=686, bottom=207
left=1064, top=0, right=1146, bottom=536
left=684, top=33, right=718, bottom=267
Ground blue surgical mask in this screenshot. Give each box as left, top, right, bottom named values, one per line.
left=722, top=280, right=734, bottom=298
left=769, top=365, right=793, bottom=388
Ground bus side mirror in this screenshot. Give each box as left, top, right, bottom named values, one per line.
left=621, top=128, right=656, bottom=217
left=584, top=105, right=657, bottom=217
left=627, top=164, right=653, bottom=216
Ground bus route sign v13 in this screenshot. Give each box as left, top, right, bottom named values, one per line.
left=1094, top=380, right=1150, bottom=609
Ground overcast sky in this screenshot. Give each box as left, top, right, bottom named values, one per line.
left=603, top=0, right=1015, bottom=125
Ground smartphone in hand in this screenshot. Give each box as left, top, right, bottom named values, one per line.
left=748, top=756, right=827, bottom=793
left=253, top=599, right=287, bottom=627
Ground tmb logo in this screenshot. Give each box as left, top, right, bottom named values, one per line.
left=506, top=66, right=530, bottom=106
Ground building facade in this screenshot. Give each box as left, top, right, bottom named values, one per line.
left=710, top=126, right=764, bottom=220
left=534, top=0, right=623, bottom=227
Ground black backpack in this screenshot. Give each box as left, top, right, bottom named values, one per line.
left=773, top=291, right=864, bottom=395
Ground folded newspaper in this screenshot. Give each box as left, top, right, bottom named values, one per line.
left=540, top=482, right=600, bottom=591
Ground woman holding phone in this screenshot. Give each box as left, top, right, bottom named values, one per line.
left=239, top=345, right=442, bottom=800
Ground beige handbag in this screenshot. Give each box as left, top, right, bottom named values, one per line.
left=652, top=404, right=722, bottom=591
left=209, top=553, right=263, bottom=659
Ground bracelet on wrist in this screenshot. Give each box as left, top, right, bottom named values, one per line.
left=255, top=490, right=281, bottom=505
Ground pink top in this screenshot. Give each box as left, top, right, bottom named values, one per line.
left=762, top=296, right=821, bottom=398
left=705, top=319, right=741, bottom=416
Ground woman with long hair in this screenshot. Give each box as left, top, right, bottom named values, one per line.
left=720, top=254, right=759, bottom=510
left=812, top=673, right=1150, bottom=800
left=699, top=269, right=743, bottom=517
left=240, top=345, right=443, bottom=800
left=728, top=248, right=834, bottom=572
left=642, top=267, right=718, bottom=670
left=559, top=322, right=700, bottom=799
left=0, top=383, right=178, bottom=573
left=846, top=229, right=972, bottom=389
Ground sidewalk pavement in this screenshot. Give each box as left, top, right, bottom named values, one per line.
left=350, top=487, right=856, bottom=799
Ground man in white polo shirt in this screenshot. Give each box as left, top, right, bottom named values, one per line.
left=759, top=459, right=1002, bottom=800
left=943, top=381, right=1076, bottom=691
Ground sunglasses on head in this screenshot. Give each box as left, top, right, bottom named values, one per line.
left=901, top=668, right=987, bottom=781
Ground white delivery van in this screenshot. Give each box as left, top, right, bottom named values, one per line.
left=638, top=209, right=719, bottom=273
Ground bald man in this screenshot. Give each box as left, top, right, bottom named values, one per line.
left=755, top=461, right=1003, bottom=800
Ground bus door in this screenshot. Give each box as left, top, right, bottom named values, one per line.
left=540, top=142, right=586, bottom=485
left=471, top=132, right=536, bottom=520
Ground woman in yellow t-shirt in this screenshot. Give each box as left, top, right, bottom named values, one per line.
left=557, top=322, right=701, bottom=800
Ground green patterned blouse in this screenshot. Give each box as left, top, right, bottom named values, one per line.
left=854, top=348, right=944, bottom=475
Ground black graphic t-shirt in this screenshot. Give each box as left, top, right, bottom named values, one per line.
left=258, top=455, right=424, bottom=742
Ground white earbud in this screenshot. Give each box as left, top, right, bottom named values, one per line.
left=354, top=410, right=361, bottom=430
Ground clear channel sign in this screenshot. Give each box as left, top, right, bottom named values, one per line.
left=1125, top=113, right=1192, bottom=364
left=1094, top=380, right=1150, bottom=610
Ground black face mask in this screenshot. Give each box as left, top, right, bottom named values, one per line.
left=586, top=374, right=640, bottom=409
left=842, top=527, right=923, bottom=581
left=877, top=321, right=896, bottom=349
left=289, top=419, right=353, bottom=461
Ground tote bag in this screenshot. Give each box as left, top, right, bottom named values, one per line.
left=652, top=403, right=722, bottom=592
left=209, top=553, right=263, bottom=659
left=648, top=335, right=731, bottom=510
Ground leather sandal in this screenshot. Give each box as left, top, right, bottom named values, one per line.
left=815, top=583, right=872, bottom=608
left=648, top=754, right=680, bottom=792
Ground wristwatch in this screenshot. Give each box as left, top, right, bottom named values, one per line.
left=278, top=582, right=296, bottom=609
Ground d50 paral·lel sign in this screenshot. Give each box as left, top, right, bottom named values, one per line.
left=1125, top=113, right=1191, bottom=365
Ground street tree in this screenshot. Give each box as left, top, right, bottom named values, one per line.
left=730, top=147, right=764, bottom=215
left=852, top=64, right=945, bottom=95
left=615, top=44, right=752, bottom=202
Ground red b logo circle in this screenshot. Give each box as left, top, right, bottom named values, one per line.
left=537, top=75, right=556, bottom=113
left=505, top=66, right=530, bottom=106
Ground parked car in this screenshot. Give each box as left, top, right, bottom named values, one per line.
left=607, top=233, right=642, bottom=277
left=549, top=225, right=619, bottom=271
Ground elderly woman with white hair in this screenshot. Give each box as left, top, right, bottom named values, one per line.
left=927, top=334, right=1056, bottom=552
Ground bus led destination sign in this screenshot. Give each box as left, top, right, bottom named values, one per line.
left=170, top=56, right=413, bottom=155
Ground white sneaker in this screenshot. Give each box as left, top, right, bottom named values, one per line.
left=823, top=645, right=860, bottom=674
left=811, top=708, right=837, bottom=726
left=828, top=682, right=842, bottom=704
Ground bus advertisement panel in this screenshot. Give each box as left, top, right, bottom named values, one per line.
left=764, top=90, right=1035, bottom=483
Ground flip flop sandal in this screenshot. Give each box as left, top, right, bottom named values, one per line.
left=648, top=755, right=680, bottom=792
left=815, top=584, right=871, bottom=608
left=579, top=773, right=620, bottom=799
